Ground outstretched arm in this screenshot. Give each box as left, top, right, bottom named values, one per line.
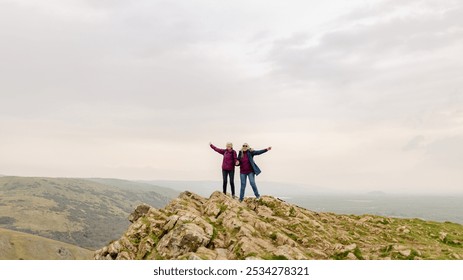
left=210, top=143, right=226, bottom=154
left=252, top=146, right=272, bottom=156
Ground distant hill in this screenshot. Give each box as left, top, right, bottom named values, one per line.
left=0, top=227, right=92, bottom=260
left=366, top=191, right=387, bottom=196
left=140, top=180, right=328, bottom=197
left=86, top=178, right=179, bottom=198
left=0, top=176, right=178, bottom=249
left=95, top=191, right=463, bottom=260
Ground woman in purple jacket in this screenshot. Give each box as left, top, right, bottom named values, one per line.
left=210, top=142, right=238, bottom=198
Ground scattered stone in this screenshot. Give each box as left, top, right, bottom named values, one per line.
left=451, top=253, right=461, bottom=259
left=439, top=232, right=448, bottom=242
left=397, top=226, right=411, bottom=234
left=344, top=243, right=357, bottom=251
left=399, top=250, right=412, bottom=257
left=346, top=253, right=357, bottom=260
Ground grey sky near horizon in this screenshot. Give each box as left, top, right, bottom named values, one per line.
left=1, top=0, right=462, bottom=194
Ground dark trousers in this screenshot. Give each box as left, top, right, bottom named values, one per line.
left=222, top=170, right=235, bottom=196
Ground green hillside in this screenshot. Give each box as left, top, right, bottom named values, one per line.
left=0, top=227, right=92, bottom=260
left=0, top=176, right=177, bottom=249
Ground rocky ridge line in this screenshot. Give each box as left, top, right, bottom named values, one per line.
left=95, top=191, right=463, bottom=260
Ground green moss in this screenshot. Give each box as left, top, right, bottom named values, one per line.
left=263, top=254, right=289, bottom=260
left=261, top=216, right=276, bottom=223
left=129, top=237, right=140, bottom=245
left=393, top=249, right=420, bottom=260
left=353, top=248, right=364, bottom=260
left=258, top=200, right=276, bottom=209
left=208, top=226, right=218, bottom=246
left=149, top=233, right=159, bottom=245
left=245, top=252, right=258, bottom=258
left=269, top=232, right=277, bottom=241
left=380, top=244, right=394, bottom=255
left=283, top=231, right=298, bottom=242
left=233, top=243, right=243, bottom=259
left=331, top=251, right=349, bottom=260
left=140, top=216, right=150, bottom=226
left=289, top=207, right=296, bottom=217
left=377, top=219, right=390, bottom=225
left=218, top=203, right=228, bottom=213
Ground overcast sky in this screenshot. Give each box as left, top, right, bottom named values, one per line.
left=1, top=0, right=462, bottom=194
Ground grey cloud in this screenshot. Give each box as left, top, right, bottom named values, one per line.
left=268, top=3, right=463, bottom=85
left=0, top=0, right=259, bottom=127
left=264, top=2, right=463, bottom=123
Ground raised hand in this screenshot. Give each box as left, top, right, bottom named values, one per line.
left=268, top=146, right=272, bottom=150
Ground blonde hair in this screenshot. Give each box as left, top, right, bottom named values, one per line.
left=226, top=142, right=233, bottom=148
left=241, top=143, right=251, bottom=152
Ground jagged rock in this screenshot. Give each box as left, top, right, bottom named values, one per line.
left=344, top=243, right=357, bottom=251
left=195, top=247, right=217, bottom=259
left=156, top=223, right=212, bottom=258
left=399, top=249, right=412, bottom=257
left=128, top=204, right=151, bottom=223
left=116, top=251, right=131, bottom=260
left=393, top=244, right=407, bottom=251
left=439, top=232, right=448, bottom=242
left=94, top=191, right=463, bottom=260
left=215, top=248, right=228, bottom=260
left=397, top=226, right=411, bottom=234
left=180, top=253, right=201, bottom=260
left=451, top=253, right=461, bottom=259
left=346, top=253, right=357, bottom=260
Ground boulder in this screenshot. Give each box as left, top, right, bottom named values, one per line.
left=156, top=223, right=212, bottom=258
left=128, top=204, right=151, bottom=223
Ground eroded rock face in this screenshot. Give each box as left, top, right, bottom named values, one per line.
left=128, top=204, right=151, bottom=223
left=156, top=223, right=212, bottom=258
left=94, top=191, right=463, bottom=260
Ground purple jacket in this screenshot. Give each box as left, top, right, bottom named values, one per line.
left=239, top=151, right=253, bottom=174
left=210, top=144, right=237, bottom=171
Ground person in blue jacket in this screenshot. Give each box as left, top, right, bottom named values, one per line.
left=236, top=143, right=272, bottom=202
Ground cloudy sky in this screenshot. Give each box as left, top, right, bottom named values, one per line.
left=1, top=0, right=462, bottom=194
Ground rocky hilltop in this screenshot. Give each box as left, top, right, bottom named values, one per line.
left=95, top=191, right=463, bottom=260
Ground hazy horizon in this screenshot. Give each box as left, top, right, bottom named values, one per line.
left=1, top=1, right=462, bottom=194
left=1, top=174, right=462, bottom=195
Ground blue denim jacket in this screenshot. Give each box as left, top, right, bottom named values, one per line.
left=238, top=149, right=268, bottom=175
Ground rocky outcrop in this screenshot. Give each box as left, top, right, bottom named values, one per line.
left=94, top=191, right=463, bottom=260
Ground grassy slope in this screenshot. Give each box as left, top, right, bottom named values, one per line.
left=0, top=176, right=177, bottom=249
left=0, top=227, right=92, bottom=260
